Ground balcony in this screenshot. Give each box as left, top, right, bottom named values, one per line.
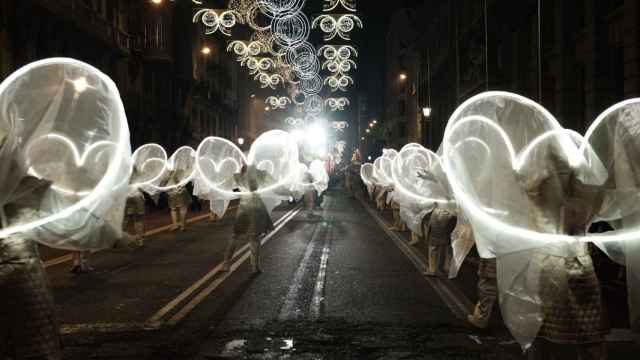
left=35, top=0, right=134, bottom=55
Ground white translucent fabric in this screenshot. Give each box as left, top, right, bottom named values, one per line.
left=582, top=99, right=640, bottom=334
left=441, top=91, right=627, bottom=348
left=151, top=146, right=197, bottom=192
left=129, top=143, right=167, bottom=196
left=359, top=162, right=376, bottom=195
left=0, top=58, right=131, bottom=250
left=308, top=160, right=329, bottom=194
left=196, top=130, right=299, bottom=197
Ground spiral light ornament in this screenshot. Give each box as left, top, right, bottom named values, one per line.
left=193, top=9, right=239, bottom=36
left=304, top=94, right=324, bottom=115
left=312, top=14, right=362, bottom=41
left=266, top=96, right=292, bottom=110
left=332, top=121, right=349, bottom=131
left=271, top=11, right=311, bottom=49
left=300, top=74, right=323, bottom=95
left=325, top=97, right=350, bottom=111
left=323, top=0, right=356, bottom=12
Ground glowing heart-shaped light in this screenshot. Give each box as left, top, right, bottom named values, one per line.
left=196, top=130, right=299, bottom=196
left=391, top=143, right=453, bottom=207
left=150, top=146, right=197, bottom=192
left=0, top=58, right=130, bottom=241
left=129, top=143, right=167, bottom=188
left=442, top=91, right=640, bottom=350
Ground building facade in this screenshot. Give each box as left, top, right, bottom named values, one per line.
left=384, top=0, right=640, bottom=150
left=0, top=0, right=249, bottom=151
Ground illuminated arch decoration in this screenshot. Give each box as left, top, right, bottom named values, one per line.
left=243, top=57, right=276, bottom=75
left=254, top=72, right=285, bottom=89
left=322, top=59, right=357, bottom=75
left=193, top=9, right=239, bottom=36
left=331, top=121, right=349, bottom=132
left=226, top=40, right=265, bottom=60
left=285, top=117, right=305, bottom=127
left=266, top=96, right=291, bottom=110
left=324, top=74, right=353, bottom=92
left=325, top=97, right=350, bottom=111
left=318, top=45, right=359, bottom=61
left=312, top=14, right=362, bottom=41
left=323, top=0, right=356, bottom=12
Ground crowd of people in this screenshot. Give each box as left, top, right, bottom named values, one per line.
left=0, top=59, right=332, bottom=359
left=354, top=91, right=640, bottom=359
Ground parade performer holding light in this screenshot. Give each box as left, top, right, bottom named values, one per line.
left=0, top=58, right=133, bottom=359
left=441, top=91, right=640, bottom=357
left=196, top=130, right=300, bottom=275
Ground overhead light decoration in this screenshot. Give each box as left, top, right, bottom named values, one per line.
left=304, top=94, right=325, bottom=115
left=193, top=9, right=239, bottom=36
left=265, top=96, right=291, bottom=110
left=188, top=0, right=364, bottom=123
left=323, top=0, right=356, bottom=12
left=285, top=116, right=305, bottom=127
left=318, top=45, right=358, bottom=61
left=324, top=74, right=353, bottom=92
left=332, top=121, right=349, bottom=131
left=312, top=14, right=362, bottom=41
left=255, top=72, right=285, bottom=89
left=325, top=97, right=350, bottom=111
left=227, top=40, right=265, bottom=60
left=243, top=57, right=276, bottom=74
left=322, top=59, right=356, bottom=75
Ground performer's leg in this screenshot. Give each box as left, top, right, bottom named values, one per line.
left=223, top=235, right=239, bottom=271
left=179, top=206, right=188, bottom=231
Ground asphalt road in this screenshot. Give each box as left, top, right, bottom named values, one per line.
left=44, top=190, right=639, bottom=359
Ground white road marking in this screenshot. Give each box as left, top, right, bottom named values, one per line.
left=279, top=199, right=333, bottom=321
left=56, top=206, right=300, bottom=334
left=310, top=229, right=331, bottom=320
left=359, top=197, right=474, bottom=319
left=160, top=206, right=302, bottom=326
left=278, top=225, right=321, bottom=321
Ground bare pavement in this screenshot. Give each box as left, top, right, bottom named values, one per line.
left=41, top=189, right=639, bottom=359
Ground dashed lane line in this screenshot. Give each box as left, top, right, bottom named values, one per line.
left=358, top=197, right=474, bottom=320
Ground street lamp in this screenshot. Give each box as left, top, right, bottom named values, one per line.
left=365, top=129, right=370, bottom=133
left=372, top=120, right=377, bottom=124
left=422, top=107, right=431, bottom=118
left=201, top=46, right=211, bottom=55
left=361, top=137, right=365, bottom=141
left=399, top=66, right=408, bottom=81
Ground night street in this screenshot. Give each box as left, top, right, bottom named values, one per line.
left=33, top=188, right=636, bottom=359
left=4, top=0, right=640, bottom=359
left=41, top=191, right=509, bottom=359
